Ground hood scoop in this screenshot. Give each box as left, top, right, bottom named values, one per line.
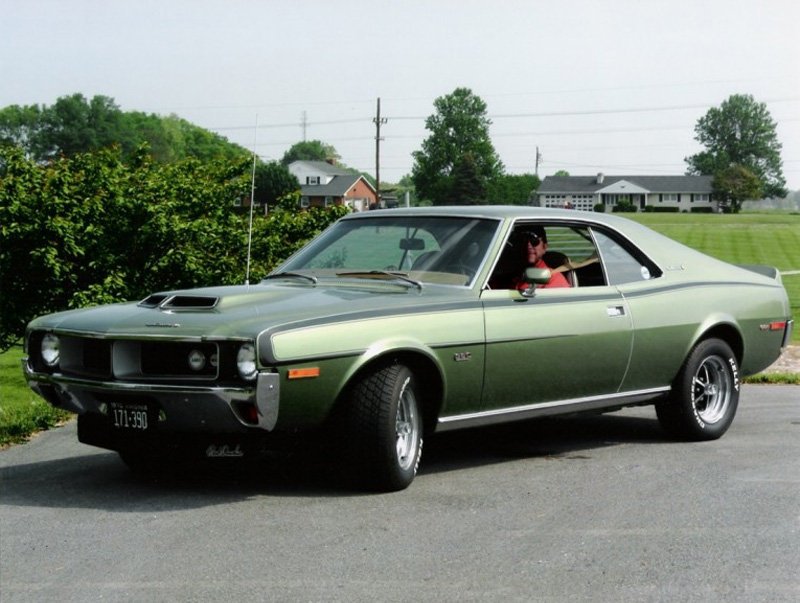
left=138, top=294, right=220, bottom=310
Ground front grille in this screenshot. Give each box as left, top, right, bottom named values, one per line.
left=31, top=334, right=246, bottom=383
left=139, top=341, right=218, bottom=378
left=61, top=336, right=113, bottom=378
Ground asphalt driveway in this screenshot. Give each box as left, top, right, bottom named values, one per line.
left=1, top=385, right=798, bottom=603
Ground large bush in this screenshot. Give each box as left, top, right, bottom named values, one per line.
left=0, top=144, right=347, bottom=349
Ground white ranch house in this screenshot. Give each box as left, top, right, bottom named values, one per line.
left=536, top=174, right=716, bottom=212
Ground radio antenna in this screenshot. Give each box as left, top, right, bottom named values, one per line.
left=245, top=115, right=258, bottom=285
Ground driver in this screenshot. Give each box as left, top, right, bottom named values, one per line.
left=510, top=226, right=571, bottom=290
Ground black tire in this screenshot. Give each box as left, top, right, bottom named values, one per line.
left=346, top=364, right=423, bottom=492
left=656, top=338, right=740, bottom=441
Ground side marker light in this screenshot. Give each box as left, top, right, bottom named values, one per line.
left=287, top=367, right=320, bottom=380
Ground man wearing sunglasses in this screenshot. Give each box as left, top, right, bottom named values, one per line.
left=511, top=225, right=571, bottom=290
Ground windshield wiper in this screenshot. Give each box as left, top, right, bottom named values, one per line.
left=262, top=272, right=318, bottom=285
left=336, top=270, right=423, bottom=290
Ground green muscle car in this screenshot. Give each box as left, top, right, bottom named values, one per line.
left=23, top=207, right=793, bottom=491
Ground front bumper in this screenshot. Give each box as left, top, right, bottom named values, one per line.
left=23, top=359, right=280, bottom=432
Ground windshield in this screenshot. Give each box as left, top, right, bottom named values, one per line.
left=275, top=215, right=501, bottom=287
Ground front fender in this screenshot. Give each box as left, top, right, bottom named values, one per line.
left=263, top=309, right=486, bottom=427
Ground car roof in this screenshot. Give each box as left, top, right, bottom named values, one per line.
left=343, top=205, right=644, bottom=232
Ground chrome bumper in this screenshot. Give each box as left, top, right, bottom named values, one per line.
left=781, top=319, right=794, bottom=349
left=23, top=359, right=280, bottom=431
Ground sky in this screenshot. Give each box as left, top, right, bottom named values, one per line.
left=1, top=0, right=799, bottom=189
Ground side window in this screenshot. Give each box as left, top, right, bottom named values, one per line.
left=545, top=226, right=605, bottom=287
left=592, top=229, right=659, bottom=285
left=487, top=223, right=606, bottom=289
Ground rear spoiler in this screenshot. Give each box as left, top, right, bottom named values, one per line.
left=735, top=264, right=780, bottom=280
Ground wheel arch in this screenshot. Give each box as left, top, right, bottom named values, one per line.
left=333, top=349, right=445, bottom=436
left=693, top=322, right=744, bottom=367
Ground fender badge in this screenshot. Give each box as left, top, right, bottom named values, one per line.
left=453, top=352, right=472, bottom=362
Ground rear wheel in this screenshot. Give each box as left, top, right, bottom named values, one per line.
left=656, top=338, right=740, bottom=440
left=346, top=363, right=423, bottom=492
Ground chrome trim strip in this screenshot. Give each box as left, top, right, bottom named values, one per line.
left=34, top=328, right=252, bottom=344
left=781, top=319, right=794, bottom=349
left=23, top=361, right=253, bottom=396
left=436, top=387, right=671, bottom=432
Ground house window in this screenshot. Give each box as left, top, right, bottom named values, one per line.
left=662, top=193, right=679, bottom=203
left=694, top=194, right=709, bottom=202
left=307, top=176, right=320, bottom=185
left=324, top=196, right=334, bottom=207
left=300, top=196, right=310, bottom=208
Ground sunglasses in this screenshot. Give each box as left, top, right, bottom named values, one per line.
left=524, top=232, right=543, bottom=246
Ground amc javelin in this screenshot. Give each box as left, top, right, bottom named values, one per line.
left=24, top=206, right=793, bottom=491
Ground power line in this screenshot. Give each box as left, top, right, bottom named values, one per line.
left=208, top=97, right=799, bottom=135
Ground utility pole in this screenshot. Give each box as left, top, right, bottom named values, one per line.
left=535, top=146, right=542, bottom=177
left=301, top=111, right=308, bottom=142
left=373, top=97, right=387, bottom=209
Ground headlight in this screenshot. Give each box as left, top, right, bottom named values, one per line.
left=41, top=333, right=60, bottom=367
left=236, top=343, right=258, bottom=381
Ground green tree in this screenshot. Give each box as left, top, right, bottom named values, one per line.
left=411, top=88, right=504, bottom=205
left=38, top=93, right=125, bottom=160
left=487, top=173, right=541, bottom=205
left=447, top=152, right=486, bottom=205
left=712, top=164, right=763, bottom=213
left=280, top=140, right=340, bottom=166
left=553, top=170, right=570, bottom=177
left=0, top=94, right=248, bottom=163
left=252, top=161, right=300, bottom=209
left=0, top=104, right=45, bottom=155
left=0, top=144, right=346, bottom=350
left=686, top=94, right=787, bottom=200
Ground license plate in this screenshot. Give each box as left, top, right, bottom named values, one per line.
left=110, top=402, right=151, bottom=430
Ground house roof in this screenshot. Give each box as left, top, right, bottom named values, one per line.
left=291, top=160, right=354, bottom=177
left=539, top=175, right=713, bottom=194
left=300, top=174, right=373, bottom=197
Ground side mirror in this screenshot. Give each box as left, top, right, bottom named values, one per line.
left=524, top=267, right=552, bottom=285
left=520, top=267, right=551, bottom=297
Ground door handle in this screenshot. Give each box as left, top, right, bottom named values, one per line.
left=606, top=305, right=626, bottom=317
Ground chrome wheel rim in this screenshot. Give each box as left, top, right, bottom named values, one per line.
left=691, top=356, right=732, bottom=424
left=395, top=378, right=419, bottom=471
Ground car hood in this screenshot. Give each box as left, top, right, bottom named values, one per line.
left=28, top=280, right=475, bottom=340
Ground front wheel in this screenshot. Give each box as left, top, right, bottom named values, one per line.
left=346, top=364, right=423, bottom=492
left=656, top=338, right=740, bottom=441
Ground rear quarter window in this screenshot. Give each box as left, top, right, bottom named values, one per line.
left=592, top=229, right=662, bottom=285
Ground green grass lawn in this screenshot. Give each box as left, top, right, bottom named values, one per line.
left=627, top=212, right=800, bottom=342
left=2, top=211, right=797, bottom=445
left=628, top=212, right=800, bottom=272
left=0, top=347, right=72, bottom=446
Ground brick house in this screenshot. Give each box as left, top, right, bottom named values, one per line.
left=536, top=174, right=717, bottom=212
left=288, top=160, right=376, bottom=212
